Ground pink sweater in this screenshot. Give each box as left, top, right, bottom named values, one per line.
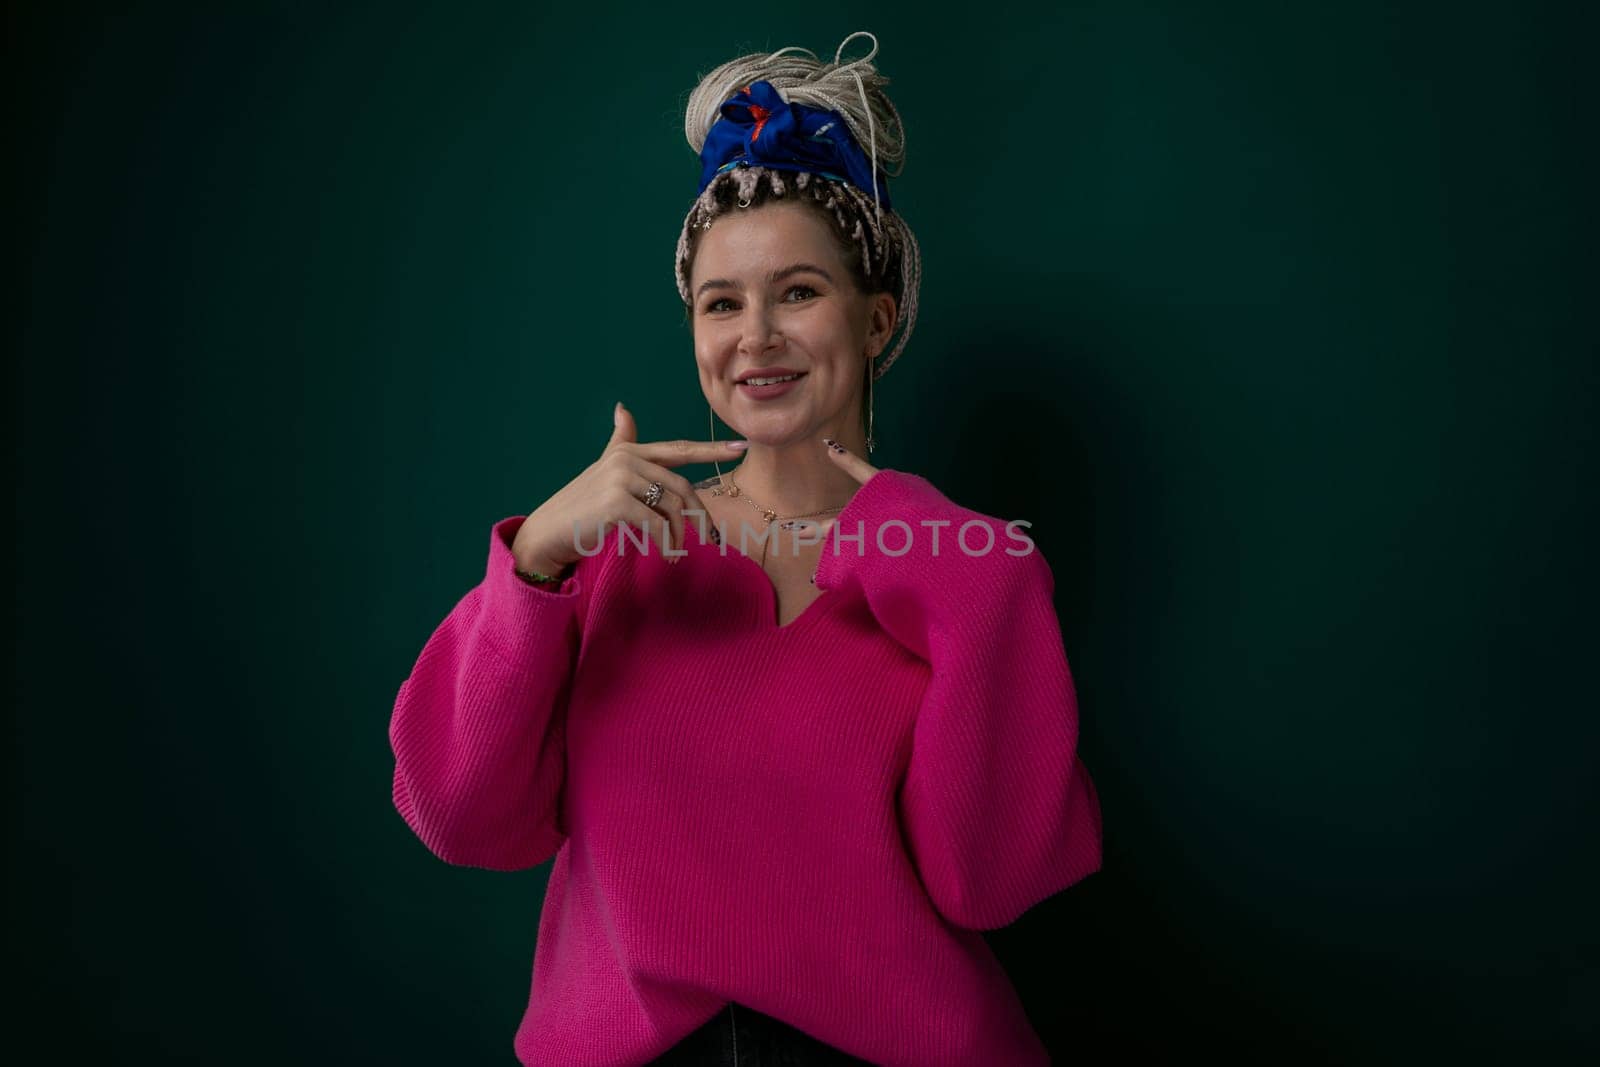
left=389, top=468, right=1103, bottom=1066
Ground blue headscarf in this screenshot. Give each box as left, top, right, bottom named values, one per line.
left=696, top=80, right=892, bottom=212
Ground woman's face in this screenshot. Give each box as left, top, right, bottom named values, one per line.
left=689, top=199, right=894, bottom=447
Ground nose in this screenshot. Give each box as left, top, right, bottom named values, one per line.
left=736, top=302, right=785, bottom=359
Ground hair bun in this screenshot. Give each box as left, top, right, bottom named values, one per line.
left=683, top=30, right=906, bottom=180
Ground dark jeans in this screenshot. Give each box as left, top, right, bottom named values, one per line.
left=646, top=1002, right=875, bottom=1066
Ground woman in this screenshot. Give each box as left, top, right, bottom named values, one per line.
left=388, top=31, right=1104, bottom=1066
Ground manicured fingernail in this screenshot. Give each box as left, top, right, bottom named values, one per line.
left=614, top=401, right=622, bottom=425
left=726, top=440, right=748, bottom=450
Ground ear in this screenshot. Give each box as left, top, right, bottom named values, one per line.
left=867, top=290, right=898, bottom=356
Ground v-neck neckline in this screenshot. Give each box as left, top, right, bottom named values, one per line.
left=684, top=471, right=894, bottom=633
left=684, top=516, right=837, bottom=633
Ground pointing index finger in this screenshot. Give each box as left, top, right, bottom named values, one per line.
left=633, top=439, right=749, bottom=466
left=822, top=437, right=879, bottom=485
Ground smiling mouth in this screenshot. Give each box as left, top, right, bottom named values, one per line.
left=738, top=372, right=806, bottom=386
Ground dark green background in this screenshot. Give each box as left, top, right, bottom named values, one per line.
left=12, top=1, right=1595, bottom=1062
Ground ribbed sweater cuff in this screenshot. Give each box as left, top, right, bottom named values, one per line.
left=481, top=515, right=584, bottom=645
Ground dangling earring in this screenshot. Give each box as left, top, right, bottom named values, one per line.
left=709, top=401, right=727, bottom=480
left=865, top=356, right=878, bottom=454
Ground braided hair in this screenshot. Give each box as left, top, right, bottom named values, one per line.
left=673, top=32, right=923, bottom=385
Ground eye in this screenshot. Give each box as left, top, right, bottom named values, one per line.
left=701, top=284, right=820, bottom=315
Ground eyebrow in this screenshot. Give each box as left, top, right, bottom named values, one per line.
left=695, top=263, right=835, bottom=300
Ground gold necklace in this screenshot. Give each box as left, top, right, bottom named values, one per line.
left=707, top=473, right=850, bottom=567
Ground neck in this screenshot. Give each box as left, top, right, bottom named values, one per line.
left=719, top=429, right=869, bottom=515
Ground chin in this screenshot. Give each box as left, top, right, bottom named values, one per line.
left=736, top=412, right=819, bottom=440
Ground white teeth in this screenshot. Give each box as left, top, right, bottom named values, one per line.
left=742, top=373, right=802, bottom=386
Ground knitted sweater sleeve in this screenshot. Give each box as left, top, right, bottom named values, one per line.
left=388, top=514, right=594, bottom=872
left=814, top=470, right=1104, bottom=930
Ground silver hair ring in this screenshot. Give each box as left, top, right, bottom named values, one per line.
left=642, top=482, right=664, bottom=508
left=738, top=196, right=752, bottom=208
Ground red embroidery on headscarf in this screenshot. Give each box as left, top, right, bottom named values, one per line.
left=738, top=84, right=771, bottom=144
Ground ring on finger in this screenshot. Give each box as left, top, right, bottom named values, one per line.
left=641, top=481, right=664, bottom=509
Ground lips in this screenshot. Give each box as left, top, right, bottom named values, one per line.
left=735, top=371, right=807, bottom=399
left=735, top=367, right=805, bottom=383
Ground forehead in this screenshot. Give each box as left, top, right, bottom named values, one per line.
left=690, top=201, right=844, bottom=283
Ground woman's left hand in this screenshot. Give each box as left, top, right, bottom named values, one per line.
left=822, top=436, right=878, bottom=485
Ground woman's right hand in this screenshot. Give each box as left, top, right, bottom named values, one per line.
left=510, top=401, right=748, bottom=575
